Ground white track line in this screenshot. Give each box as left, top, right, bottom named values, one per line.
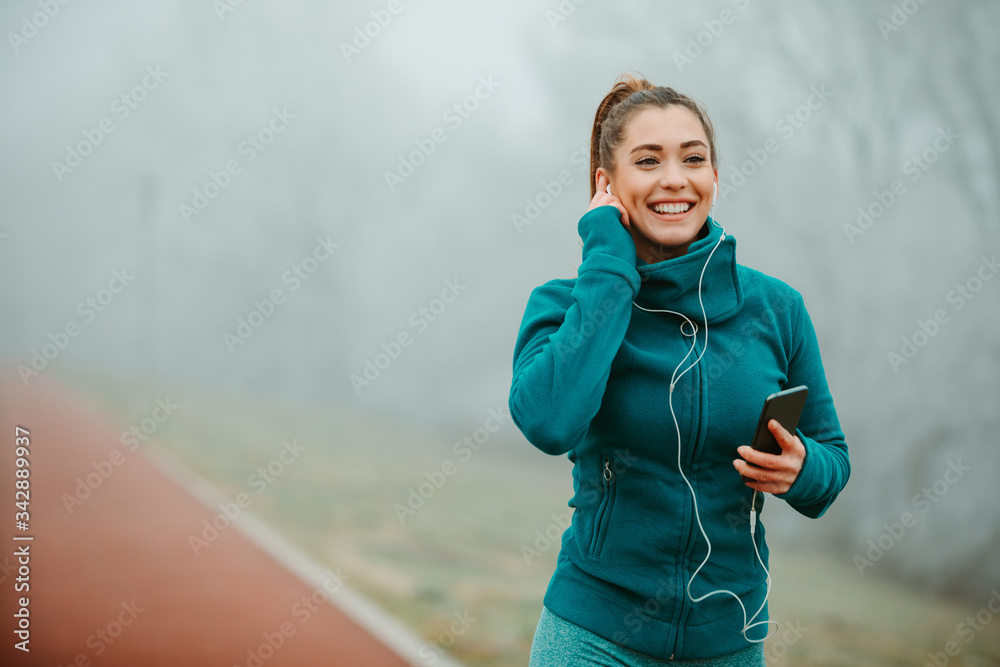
left=142, top=441, right=466, bottom=667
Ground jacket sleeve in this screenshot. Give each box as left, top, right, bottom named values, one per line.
left=508, top=206, right=642, bottom=456
left=774, top=291, right=851, bottom=518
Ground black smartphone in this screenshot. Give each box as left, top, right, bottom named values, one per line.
left=740, top=385, right=808, bottom=481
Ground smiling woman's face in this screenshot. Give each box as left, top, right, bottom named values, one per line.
left=598, top=105, right=718, bottom=263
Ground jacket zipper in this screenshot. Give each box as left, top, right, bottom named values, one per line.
left=670, top=341, right=705, bottom=660
left=589, top=455, right=614, bottom=557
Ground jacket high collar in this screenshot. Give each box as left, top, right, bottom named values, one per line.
left=634, top=216, right=743, bottom=325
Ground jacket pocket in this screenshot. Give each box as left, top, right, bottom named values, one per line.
left=588, top=454, right=617, bottom=558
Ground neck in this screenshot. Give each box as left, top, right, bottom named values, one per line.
left=635, top=223, right=710, bottom=263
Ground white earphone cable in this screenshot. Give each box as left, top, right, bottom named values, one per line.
left=631, top=217, right=777, bottom=643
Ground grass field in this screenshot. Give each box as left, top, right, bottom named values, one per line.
left=52, top=362, right=1000, bottom=666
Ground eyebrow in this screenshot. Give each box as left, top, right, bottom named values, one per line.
left=628, top=140, right=707, bottom=155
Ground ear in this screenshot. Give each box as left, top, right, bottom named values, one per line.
left=595, top=167, right=610, bottom=191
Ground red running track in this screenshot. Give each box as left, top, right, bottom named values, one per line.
left=0, top=369, right=414, bottom=667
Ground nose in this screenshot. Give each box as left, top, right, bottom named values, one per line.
left=657, top=160, right=687, bottom=191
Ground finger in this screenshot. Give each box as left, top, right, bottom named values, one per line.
left=738, top=445, right=801, bottom=479
left=768, top=419, right=801, bottom=454
left=744, top=479, right=789, bottom=495
left=733, top=458, right=770, bottom=482
left=734, top=459, right=791, bottom=492
left=736, top=445, right=781, bottom=470
left=619, top=205, right=630, bottom=229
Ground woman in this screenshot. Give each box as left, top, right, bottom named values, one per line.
left=508, top=72, right=850, bottom=665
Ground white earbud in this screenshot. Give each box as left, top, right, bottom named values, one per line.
left=606, top=183, right=612, bottom=195
left=712, top=182, right=718, bottom=206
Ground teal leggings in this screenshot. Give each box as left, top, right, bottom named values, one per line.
left=529, top=607, right=766, bottom=666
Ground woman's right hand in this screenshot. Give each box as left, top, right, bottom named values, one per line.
left=579, top=172, right=638, bottom=270
left=589, top=172, right=630, bottom=231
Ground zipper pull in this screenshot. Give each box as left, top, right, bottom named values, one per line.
left=603, top=457, right=613, bottom=482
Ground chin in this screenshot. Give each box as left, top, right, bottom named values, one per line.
left=647, top=228, right=701, bottom=247
left=632, top=227, right=701, bottom=262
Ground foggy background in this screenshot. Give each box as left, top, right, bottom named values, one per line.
left=1, top=0, right=998, bottom=664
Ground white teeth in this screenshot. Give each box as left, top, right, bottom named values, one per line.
left=651, top=202, right=692, bottom=214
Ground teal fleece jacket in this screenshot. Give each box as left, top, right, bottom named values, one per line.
left=508, top=205, right=850, bottom=660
